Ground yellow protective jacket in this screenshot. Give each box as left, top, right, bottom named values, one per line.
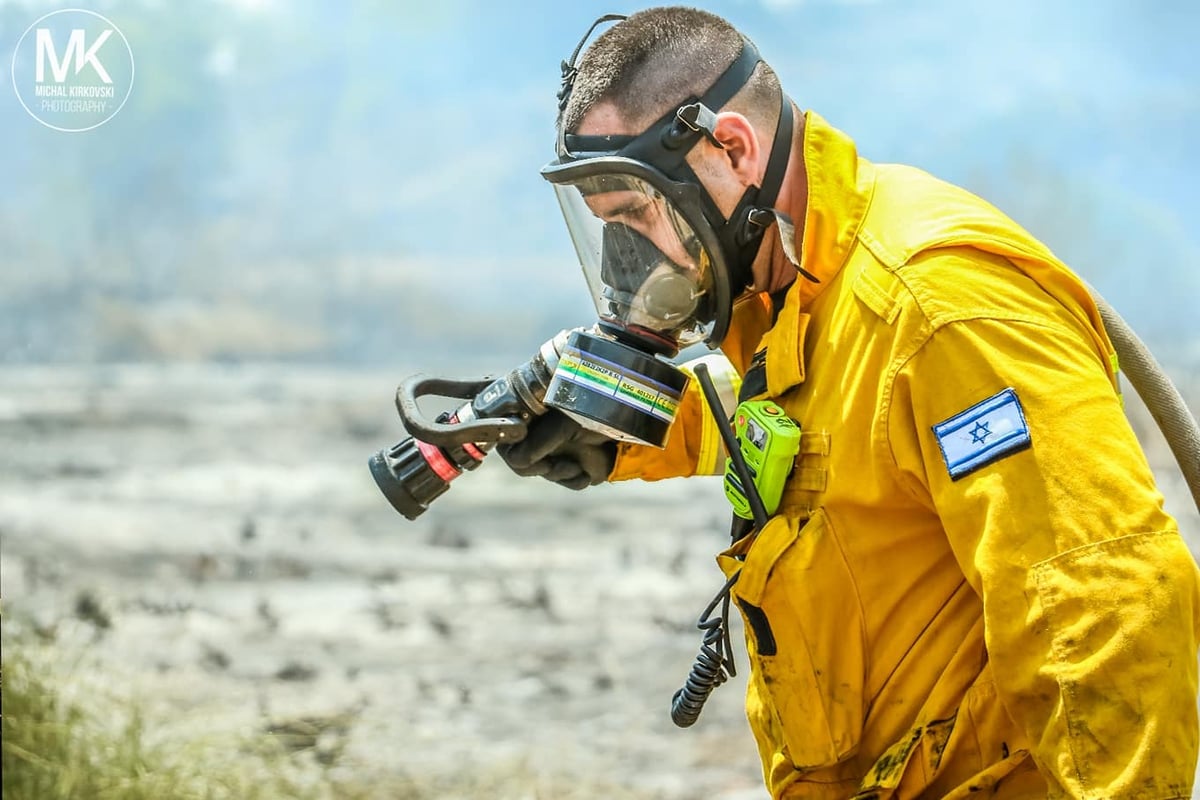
left=611, top=111, right=1200, bottom=798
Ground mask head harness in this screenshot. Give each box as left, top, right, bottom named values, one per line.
left=543, top=14, right=798, bottom=348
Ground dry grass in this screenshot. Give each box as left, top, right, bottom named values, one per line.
left=1, top=628, right=655, bottom=800
left=1, top=638, right=367, bottom=800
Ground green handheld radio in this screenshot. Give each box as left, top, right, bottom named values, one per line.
left=723, top=400, right=801, bottom=519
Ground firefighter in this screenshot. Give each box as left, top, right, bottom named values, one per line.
left=500, top=7, right=1200, bottom=797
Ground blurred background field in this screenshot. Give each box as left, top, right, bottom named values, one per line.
left=1, top=364, right=767, bottom=799
left=2, top=1, right=1199, bottom=798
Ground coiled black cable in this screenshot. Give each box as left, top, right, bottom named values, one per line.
left=670, top=363, right=769, bottom=729
left=671, top=571, right=740, bottom=728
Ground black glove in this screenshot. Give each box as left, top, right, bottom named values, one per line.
left=496, top=409, right=617, bottom=490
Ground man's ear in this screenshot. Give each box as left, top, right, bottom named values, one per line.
left=711, top=111, right=761, bottom=186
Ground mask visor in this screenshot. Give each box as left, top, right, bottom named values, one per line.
left=551, top=172, right=717, bottom=347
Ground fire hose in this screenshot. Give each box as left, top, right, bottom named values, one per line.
left=1091, top=287, right=1200, bottom=515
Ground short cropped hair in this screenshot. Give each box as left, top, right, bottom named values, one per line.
left=559, top=7, right=782, bottom=138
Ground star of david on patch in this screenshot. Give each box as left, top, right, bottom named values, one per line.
left=932, top=388, right=1032, bottom=480
left=969, top=421, right=992, bottom=444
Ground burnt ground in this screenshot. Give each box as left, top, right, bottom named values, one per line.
left=2, top=363, right=1197, bottom=797
left=0, top=363, right=765, bottom=798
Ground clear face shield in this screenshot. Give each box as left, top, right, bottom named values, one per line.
left=548, top=169, right=722, bottom=349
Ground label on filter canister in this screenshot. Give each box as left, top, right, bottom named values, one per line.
left=554, top=345, right=681, bottom=422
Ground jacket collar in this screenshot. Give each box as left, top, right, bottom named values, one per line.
left=791, top=109, right=876, bottom=309
left=757, top=111, right=875, bottom=396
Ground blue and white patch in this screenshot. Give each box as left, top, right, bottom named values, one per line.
left=932, top=388, right=1031, bottom=480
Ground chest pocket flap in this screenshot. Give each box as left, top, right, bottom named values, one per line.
left=723, top=510, right=868, bottom=771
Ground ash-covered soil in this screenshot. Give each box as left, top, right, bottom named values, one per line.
left=2, top=362, right=1196, bottom=798
left=0, top=363, right=766, bottom=798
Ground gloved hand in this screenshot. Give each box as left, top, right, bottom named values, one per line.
left=496, top=409, right=617, bottom=490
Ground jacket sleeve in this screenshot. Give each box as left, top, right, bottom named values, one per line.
left=887, top=312, right=1200, bottom=798
left=608, top=353, right=741, bottom=481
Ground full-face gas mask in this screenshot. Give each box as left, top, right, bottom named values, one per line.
left=368, top=16, right=803, bottom=520
left=551, top=168, right=718, bottom=353
left=600, top=219, right=712, bottom=339
left=543, top=14, right=800, bottom=351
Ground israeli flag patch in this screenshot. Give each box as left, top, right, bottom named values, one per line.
left=932, top=388, right=1031, bottom=480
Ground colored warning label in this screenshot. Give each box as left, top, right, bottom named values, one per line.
left=554, top=346, right=681, bottom=422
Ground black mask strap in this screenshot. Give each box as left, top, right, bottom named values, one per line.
left=716, top=93, right=801, bottom=293
left=690, top=37, right=762, bottom=118
left=561, top=36, right=763, bottom=161
left=756, top=95, right=793, bottom=213
left=558, top=14, right=628, bottom=113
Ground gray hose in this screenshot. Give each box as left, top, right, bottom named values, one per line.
left=1090, top=289, right=1200, bottom=514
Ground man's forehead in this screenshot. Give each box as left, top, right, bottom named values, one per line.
left=576, top=100, right=639, bottom=136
